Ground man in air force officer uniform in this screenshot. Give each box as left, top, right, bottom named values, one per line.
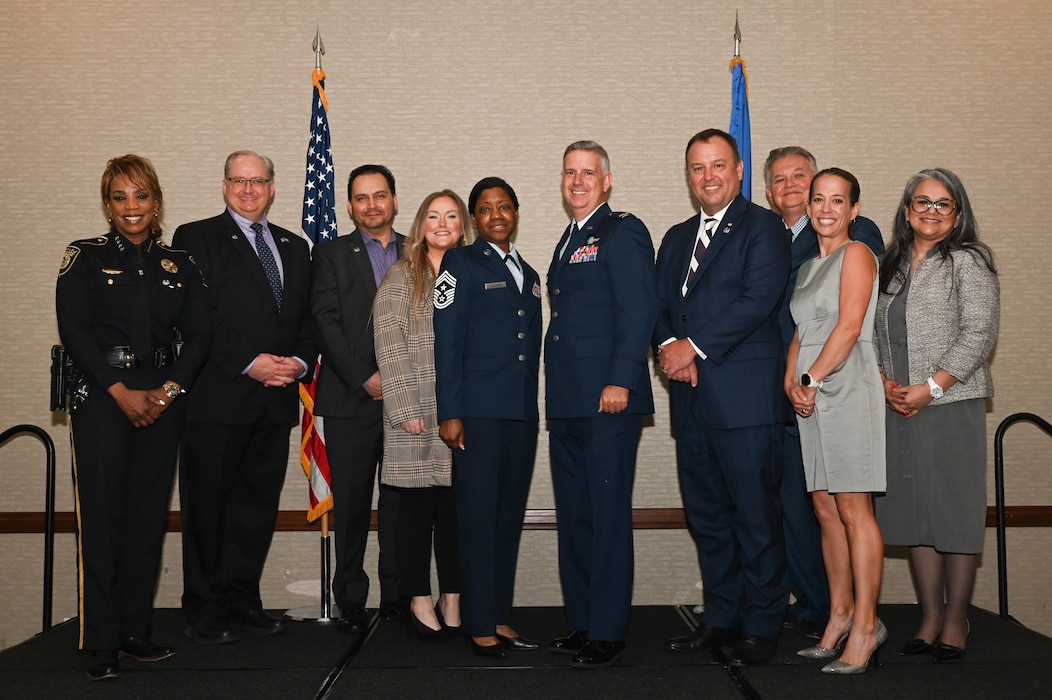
left=544, top=141, right=656, bottom=669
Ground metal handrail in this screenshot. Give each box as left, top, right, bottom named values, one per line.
left=993, top=412, right=1052, bottom=621
left=0, top=424, right=56, bottom=633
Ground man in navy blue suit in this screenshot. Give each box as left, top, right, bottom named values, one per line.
left=763, top=147, right=885, bottom=640
left=656, top=129, right=790, bottom=667
left=544, top=141, right=657, bottom=669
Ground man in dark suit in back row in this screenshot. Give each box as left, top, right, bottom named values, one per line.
left=763, top=146, right=885, bottom=640
left=310, top=165, right=405, bottom=631
left=656, top=129, right=791, bottom=667
left=173, top=150, right=316, bottom=644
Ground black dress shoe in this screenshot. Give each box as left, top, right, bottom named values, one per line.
left=497, top=633, right=540, bottom=650
left=119, top=637, right=175, bottom=661
left=405, top=609, right=447, bottom=643
left=87, top=650, right=120, bottom=681
left=665, top=624, right=736, bottom=653
left=548, top=630, right=589, bottom=655
left=783, top=611, right=826, bottom=640
left=571, top=640, right=625, bottom=669
left=434, top=602, right=463, bottom=639
left=337, top=604, right=368, bottom=633
left=184, top=618, right=238, bottom=645
left=725, top=634, right=777, bottom=667
left=900, top=638, right=934, bottom=656
left=468, top=636, right=509, bottom=659
left=229, top=608, right=287, bottom=635
left=932, top=641, right=966, bottom=661
left=378, top=599, right=406, bottom=621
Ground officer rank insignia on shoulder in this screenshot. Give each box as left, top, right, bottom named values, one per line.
left=161, top=258, right=179, bottom=274
left=433, top=269, right=457, bottom=309
left=58, top=246, right=80, bottom=276
left=612, top=211, right=630, bottom=219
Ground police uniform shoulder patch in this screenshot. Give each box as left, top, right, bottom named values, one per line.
left=58, top=245, right=80, bottom=276
left=433, top=269, right=457, bottom=309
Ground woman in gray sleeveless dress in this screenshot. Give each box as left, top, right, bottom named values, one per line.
left=874, top=169, right=998, bottom=662
left=785, top=169, right=886, bottom=674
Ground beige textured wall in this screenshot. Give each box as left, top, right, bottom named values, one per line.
left=2, top=0, right=1051, bottom=650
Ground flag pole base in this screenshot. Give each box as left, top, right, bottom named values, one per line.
left=284, top=532, right=339, bottom=623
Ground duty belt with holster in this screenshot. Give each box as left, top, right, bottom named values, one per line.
left=50, top=343, right=179, bottom=412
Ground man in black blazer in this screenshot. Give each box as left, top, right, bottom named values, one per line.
left=656, top=130, right=791, bottom=667
left=544, top=142, right=657, bottom=669
left=310, top=165, right=404, bottom=631
left=173, top=151, right=315, bottom=643
left=763, top=147, right=885, bottom=638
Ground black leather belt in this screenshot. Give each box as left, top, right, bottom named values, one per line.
left=100, top=346, right=175, bottom=369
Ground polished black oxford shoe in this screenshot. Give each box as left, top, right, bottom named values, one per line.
left=664, top=623, right=736, bottom=652
left=119, top=637, right=175, bottom=662
left=571, top=640, right=625, bottom=669
left=337, top=604, right=368, bottom=633
left=725, top=634, right=777, bottom=667
left=229, top=607, right=287, bottom=635
left=87, top=650, right=120, bottom=681
left=782, top=611, right=826, bottom=640
left=548, top=629, right=589, bottom=655
left=184, top=618, right=238, bottom=645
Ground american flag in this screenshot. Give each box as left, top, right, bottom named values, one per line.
left=299, top=67, right=335, bottom=521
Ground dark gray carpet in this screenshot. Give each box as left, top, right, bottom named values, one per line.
left=3, top=605, right=1050, bottom=699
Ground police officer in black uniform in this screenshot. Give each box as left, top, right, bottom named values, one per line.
left=55, top=154, right=211, bottom=681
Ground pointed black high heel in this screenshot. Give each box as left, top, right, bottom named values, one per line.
left=435, top=601, right=463, bottom=639
left=933, top=619, right=969, bottom=661
left=405, top=608, right=446, bottom=643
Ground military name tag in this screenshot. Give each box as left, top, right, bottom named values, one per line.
left=484, top=281, right=507, bottom=290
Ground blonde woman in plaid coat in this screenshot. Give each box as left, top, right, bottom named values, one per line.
left=373, top=190, right=471, bottom=642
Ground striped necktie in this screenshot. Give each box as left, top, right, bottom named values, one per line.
left=682, top=217, right=717, bottom=295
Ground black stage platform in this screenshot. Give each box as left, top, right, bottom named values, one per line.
left=3, top=604, right=1049, bottom=699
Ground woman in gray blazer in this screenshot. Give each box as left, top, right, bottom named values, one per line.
left=374, top=190, right=470, bottom=643
left=874, top=168, right=999, bottom=662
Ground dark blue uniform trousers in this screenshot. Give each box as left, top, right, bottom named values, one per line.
left=549, top=412, right=641, bottom=642
left=454, top=418, right=536, bottom=637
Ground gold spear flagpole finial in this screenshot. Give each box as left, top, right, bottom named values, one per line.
left=734, top=11, right=741, bottom=58
left=313, top=26, right=326, bottom=71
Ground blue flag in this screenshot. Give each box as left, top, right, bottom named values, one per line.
left=302, top=69, right=338, bottom=245
left=728, top=57, right=751, bottom=200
